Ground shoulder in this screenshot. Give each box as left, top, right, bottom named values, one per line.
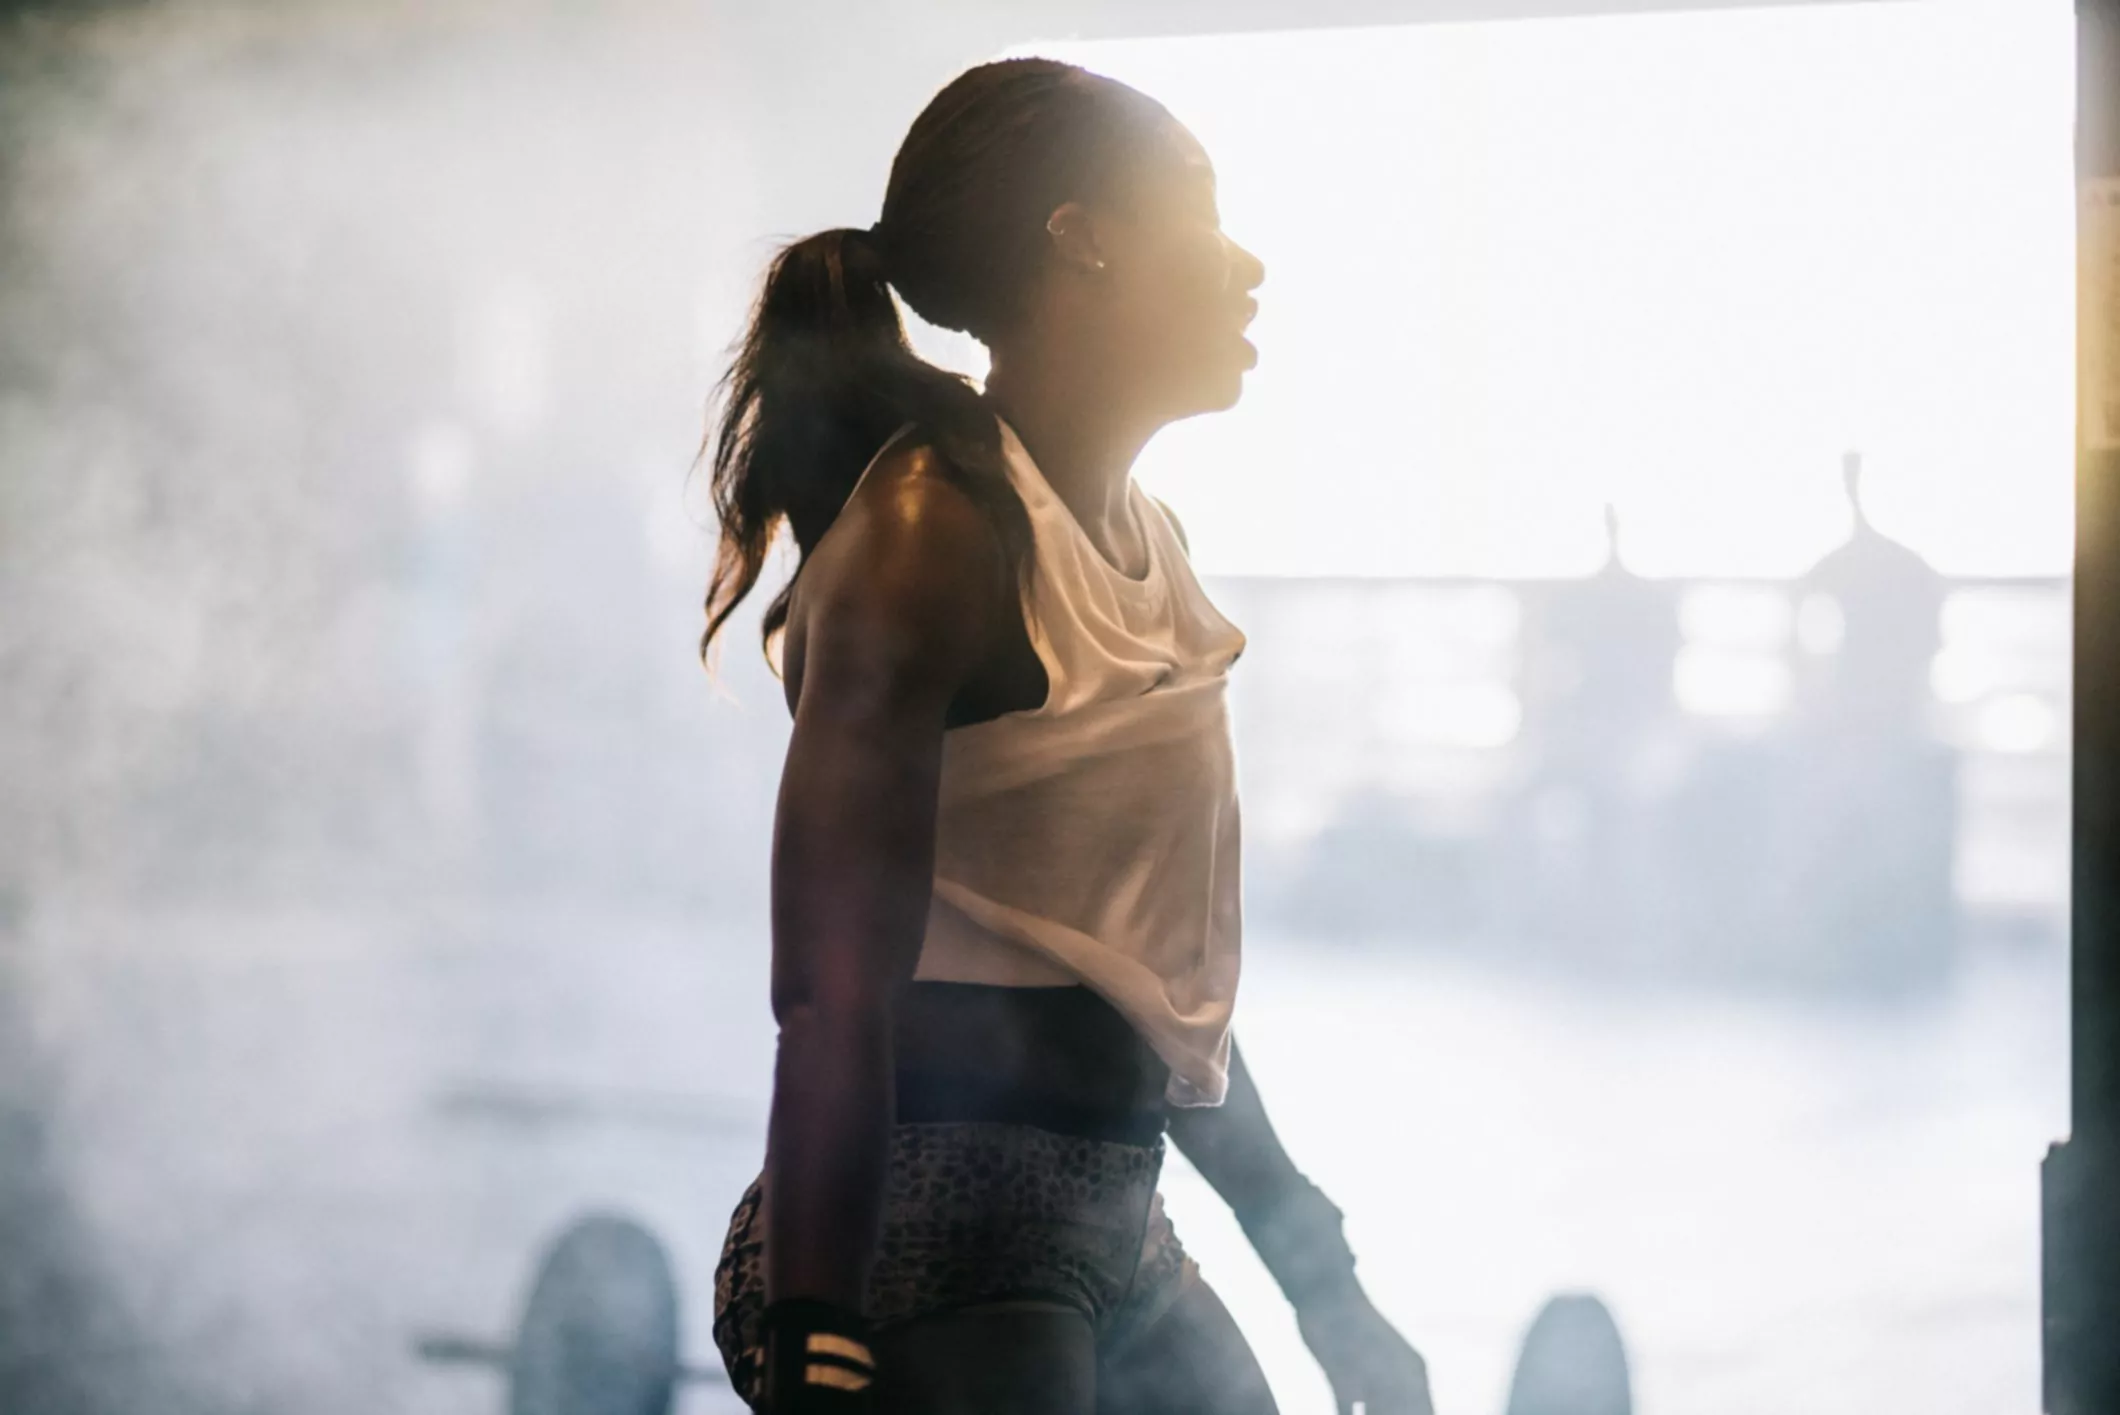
left=790, top=439, right=1012, bottom=674
left=831, top=440, right=1009, bottom=595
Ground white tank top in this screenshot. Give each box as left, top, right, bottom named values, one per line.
left=903, top=418, right=1247, bottom=1108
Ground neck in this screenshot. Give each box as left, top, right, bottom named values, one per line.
left=983, top=351, right=1159, bottom=532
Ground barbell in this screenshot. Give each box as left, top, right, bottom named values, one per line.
left=415, top=1213, right=1634, bottom=1415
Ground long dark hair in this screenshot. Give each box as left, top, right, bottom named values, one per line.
left=700, top=58, right=1181, bottom=663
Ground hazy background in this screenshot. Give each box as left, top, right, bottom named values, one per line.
left=0, top=1, right=2072, bottom=1413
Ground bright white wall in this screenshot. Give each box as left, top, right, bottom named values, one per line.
left=957, top=0, right=2077, bottom=579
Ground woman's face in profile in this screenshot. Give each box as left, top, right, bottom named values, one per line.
left=1093, top=125, right=1265, bottom=422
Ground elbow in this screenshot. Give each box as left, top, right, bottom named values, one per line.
left=771, top=971, right=896, bottom=1047
left=771, top=987, right=896, bottom=1095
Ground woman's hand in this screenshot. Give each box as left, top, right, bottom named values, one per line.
left=1295, top=1285, right=1435, bottom=1415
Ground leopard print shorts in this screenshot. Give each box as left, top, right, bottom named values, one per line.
left=712, top=1122, right=1196, bottom=1408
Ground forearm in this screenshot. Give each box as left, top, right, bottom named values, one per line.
left=762, top=1000, right=894, bottom=1311
left=1170, top=1038, right=1364, bottom=1310
left=762, top=708, right=940, bottom=1312
left=1166, top=1039, right=1304, bottom=1214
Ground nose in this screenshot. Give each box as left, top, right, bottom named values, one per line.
left=1228, top=235, right=1265, bottom=293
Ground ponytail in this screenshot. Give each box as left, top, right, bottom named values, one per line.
left=702, top=58, right=1179, bottom=665
left=699, top=226, right=1028, bottom=666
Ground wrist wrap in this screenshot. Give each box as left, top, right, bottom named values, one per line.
left=760, top=1299, right=877, bottom=1413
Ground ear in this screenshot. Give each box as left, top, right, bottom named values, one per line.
left=1043, top=202, right=1109, bottom=277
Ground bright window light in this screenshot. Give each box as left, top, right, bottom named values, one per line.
left=1004, top=0, right=2073, bottom=579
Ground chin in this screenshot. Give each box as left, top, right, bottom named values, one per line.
left=1201, top=366, right=1249, bottom=413
left=1161, top=384, right=1243, bottom=425
left=1177, top=362, right=1251, bottom=417
left=1143, top=346, right=1252, bottom=423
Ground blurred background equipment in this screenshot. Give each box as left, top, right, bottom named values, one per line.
left=417, top=1212, right=1631, bottom=1415
left=1502, top=1294, right=1632, bottom=1415
left=1228, top=551, right=2057, bottom=994
left=414, top=1212, right=718, bottom=1415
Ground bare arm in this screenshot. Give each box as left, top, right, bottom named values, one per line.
left=1166, top=1043, right=1309, bottom=1229
left=1173, top=1041, right=1433, bottom=1413
left=1167, top=1039, right=1363, bottom=1303
left=763, top=455, right=1006, bottom=1311
left=1153, top=502, right=1428, bottom=1408
left=1156, top=501, right=1331, bottom=1264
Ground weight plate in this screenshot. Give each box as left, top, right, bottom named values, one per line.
left=510, top=1213, right=682, bottom=1415
left=1504, top=1291, right=1633, bottom=1415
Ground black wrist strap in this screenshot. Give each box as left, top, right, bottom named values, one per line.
left=761, top=1299, right=877, bottom=1412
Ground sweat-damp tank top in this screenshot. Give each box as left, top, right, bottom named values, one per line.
left=909, top=420, right=1247, bottom=1108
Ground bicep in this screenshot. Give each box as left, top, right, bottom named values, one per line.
left=767, top=479, right=1006, bottom=1016
left=770, top=685, right=945, bottom=1015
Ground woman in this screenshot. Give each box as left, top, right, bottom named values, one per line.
left=705, top=58, right=1433, bottom=1415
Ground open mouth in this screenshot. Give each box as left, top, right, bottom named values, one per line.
left=1231, top=299, right=1259, bottom=364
